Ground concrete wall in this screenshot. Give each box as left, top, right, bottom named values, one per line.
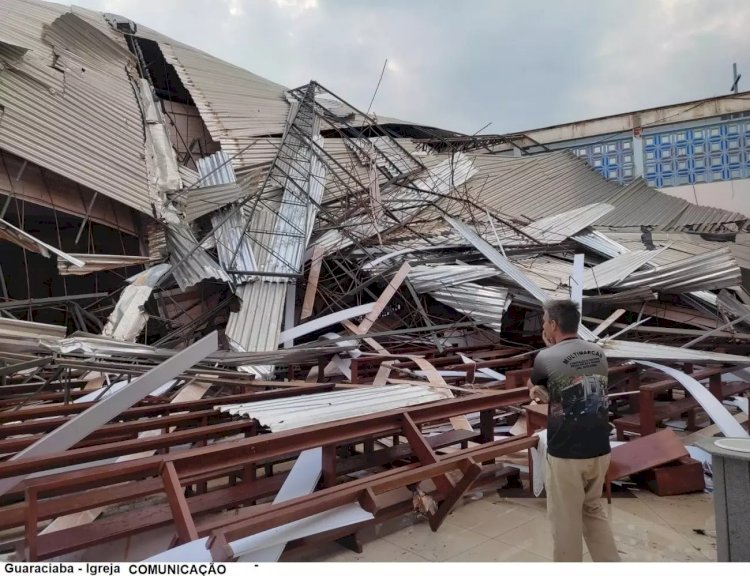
left=522, top=92, right=750, bottom=147
left=659, top=178, right=750, bottom=219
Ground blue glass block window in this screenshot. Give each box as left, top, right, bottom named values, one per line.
left=643, top=120, right=750, bottom=187
left=571, top=138, right=635, bottom=184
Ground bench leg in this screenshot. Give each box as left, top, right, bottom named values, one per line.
left=686, top=409, right=698, bottom=432
left=615, top=424, right=625, bottom=442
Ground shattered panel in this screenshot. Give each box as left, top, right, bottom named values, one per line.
left=102, top=263, right=170, bottom=341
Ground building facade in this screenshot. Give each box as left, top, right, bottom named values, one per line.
left=503, top=92, right=750, bottom=216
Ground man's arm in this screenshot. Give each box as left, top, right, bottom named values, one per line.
left=528, top=353, right=550, bottom=403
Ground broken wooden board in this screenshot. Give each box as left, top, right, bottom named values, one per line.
left=608, top=429, right=689, bottom=481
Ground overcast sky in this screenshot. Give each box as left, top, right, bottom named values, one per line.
left=67, top=0, right=750, bottom=134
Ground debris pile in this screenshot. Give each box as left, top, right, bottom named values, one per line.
left=0, top=0, right=749, bottom=562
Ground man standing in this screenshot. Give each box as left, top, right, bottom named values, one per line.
left=529, top=299, right=620, bottom=562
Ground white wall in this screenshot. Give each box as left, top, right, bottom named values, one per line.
left=659, top=178, right=750, bottom=219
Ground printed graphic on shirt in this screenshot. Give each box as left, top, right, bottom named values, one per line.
left=547, top=373, right=609, bottom=424
left=531, top=340, right=611, bottom=459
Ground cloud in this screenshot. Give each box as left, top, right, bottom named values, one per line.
left=65, top=0, right=749, bottom=134
left=270, top=0, right=318, bottom=16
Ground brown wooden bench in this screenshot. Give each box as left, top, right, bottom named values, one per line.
left=11, top=429, right=483, bottom=560
left=614, top=367, right=750, bottom=439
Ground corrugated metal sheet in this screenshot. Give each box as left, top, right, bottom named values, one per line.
left=428, top=283, right=509, bottom=332
left=614, top=248, right=741, bottom=293
left=278, top=303, right=375, bottom=345
left=573, top=229, right=628, bottom=258
left=583, top=249, right=662, bottom=290
left=599, top=178, right=747, bottom=232
left=409, top=265, right=499, bottom=293
left=596, top=231, right=750, bottom=270
left=178, top=165, right=200, bottom=187
left=45, top=334, right=164, bottom=357
left=446, top=217, right=549, bottom=302
left=0, top=2, right=154, bottom=214
left=243, top=203, right=280, bottom=271
left=212, top=209, right=256, bottom=282
left=181, top=148, right=267, bottom=223
left=185, top=183, right=245, bottom=222
left=57, top=254, right=151, bottom=276
left=448, top=151, right=745, bottom=233
left=717, top=289, right=750, bottom=324
left=600, top=340, right=750, bottom=365
left=33, top=332, right=352, bottom=364
left=584, top=287, right=657, bottom=304
left=225, top=281, right=287, bottom=353
left=166, top=222, right=231, bottom=290
left=455, top=151, right=621, bottom=223
left=157, top=41, right=291, bottom=155
left=520, top=203, right=614, bottom=243
left=444, top=217, right=598, bottom=340
left=197, top=150, right=236, bottom=186
left=0, top=317, right=66, bottom=340
left=217, top=384, right=445, bottom=431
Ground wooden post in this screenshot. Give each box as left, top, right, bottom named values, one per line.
left=161, top=461, right=198, bottom=544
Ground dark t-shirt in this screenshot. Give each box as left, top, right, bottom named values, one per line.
left=530, top=338, right=611, bottom=459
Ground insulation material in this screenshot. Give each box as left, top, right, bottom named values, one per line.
left=137, top=78, right=182, bottom=195
left=101, top=264, right=170, bottom=342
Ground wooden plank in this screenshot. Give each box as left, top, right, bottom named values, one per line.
left=608, top=429, right=688, bottom=481
left=591, top=309, right=626, bottom=336
left=300, top=246, right=324, bottom=320
left=401, top=414, right=454, bottom=495
left=407, top=356, right=473, bottom=432
left=358, top=262, right=411, bottom=334
left=32, top=475, right=285, bottom=560
left=428, top=459, right=482, bottom=531
left=162, top=461, right=199, bottom=543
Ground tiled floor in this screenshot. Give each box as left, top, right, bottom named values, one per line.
left=291, top=488, right=717, bottom=562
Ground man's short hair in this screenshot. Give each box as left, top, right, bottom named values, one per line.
left=543, top=299, right=580, bottom=334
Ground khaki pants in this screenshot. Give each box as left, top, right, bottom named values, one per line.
left=545, top=453, right=620, bottom=562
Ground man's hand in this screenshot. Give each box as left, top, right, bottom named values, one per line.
left=529, top=385, right=549, bottom=403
